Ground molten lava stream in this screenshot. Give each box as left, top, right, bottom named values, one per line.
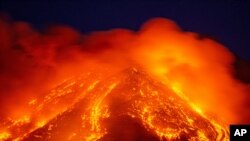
left=0, top=67, right=229, bottom=141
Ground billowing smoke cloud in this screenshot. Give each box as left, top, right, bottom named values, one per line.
left=0, top=17, right=249, bottom=125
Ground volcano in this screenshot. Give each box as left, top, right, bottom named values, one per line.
left=1, top=67, right=228, bottom=141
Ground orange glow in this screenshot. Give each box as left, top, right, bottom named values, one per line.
left=0, top=132, right=11, bottom=140
left=0, top=17, right=248, bottom=140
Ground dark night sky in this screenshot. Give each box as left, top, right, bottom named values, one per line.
left=0, top=0, right=250, bottom=60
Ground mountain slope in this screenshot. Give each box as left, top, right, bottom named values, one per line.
left=21, top=67, right=228, bottom=141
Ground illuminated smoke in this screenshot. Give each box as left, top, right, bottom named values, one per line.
left=0, top=17, right=249, bottom=140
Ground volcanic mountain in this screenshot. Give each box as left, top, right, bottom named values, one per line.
left=6, top=67, right=228, bottom=141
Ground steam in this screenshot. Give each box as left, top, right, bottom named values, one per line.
left=0, top=17, right=248, bottom=123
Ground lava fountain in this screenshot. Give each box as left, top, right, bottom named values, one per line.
left=0, top=17, right=248, bottom=141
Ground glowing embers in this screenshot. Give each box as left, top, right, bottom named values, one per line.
left=2, top=67, right=229, bottom=141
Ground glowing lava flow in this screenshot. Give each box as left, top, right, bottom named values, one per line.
left=1, top=67, right=229, bottom=141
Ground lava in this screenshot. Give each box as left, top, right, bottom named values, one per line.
left=0, top=17, right=249, bottom=141
left=3, top=67, right=229, bottom=141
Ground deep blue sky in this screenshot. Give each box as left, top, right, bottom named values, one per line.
left=1, top=0, right=250, bottom=60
